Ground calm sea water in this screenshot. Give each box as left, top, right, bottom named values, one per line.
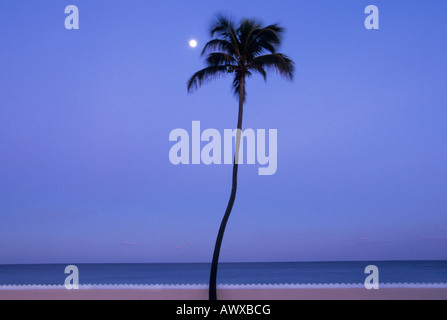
left=0, top=261, right=446, bottom=286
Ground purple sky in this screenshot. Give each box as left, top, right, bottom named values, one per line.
left=0, top=1, right=446, bottom=264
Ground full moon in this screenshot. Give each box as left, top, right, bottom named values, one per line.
left=189, top=39, right=198, bottom=48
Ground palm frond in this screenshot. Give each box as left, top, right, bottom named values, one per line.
left=205, top=52, right=237, bottom=66
left=249, top=53, right=295, bottom=80
left=187, top=66, right=229, bottom=92
left=249, top=64, right=267, bottom=81
left=201, top=39, right=236, bottom=57
left=237, top=19, right=261, bottom=54
left=255, top=24, right=283, bottom=44
left=209, top=15, right=241, bottom=56
left=246, top=24, right=284, bottom=58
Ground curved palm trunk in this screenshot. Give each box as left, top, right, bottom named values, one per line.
left=209, top=76, right=245, bottom=301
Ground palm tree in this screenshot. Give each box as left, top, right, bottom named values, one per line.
left=187, top=15, right=295, bottom=300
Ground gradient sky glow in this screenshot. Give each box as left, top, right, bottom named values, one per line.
left=1, top=1, right=447, bottom=264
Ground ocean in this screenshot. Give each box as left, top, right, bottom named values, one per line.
left=0, top=261, right=446, bottom=288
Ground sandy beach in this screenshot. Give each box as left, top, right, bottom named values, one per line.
left=1, top=289, right=447, bottom=300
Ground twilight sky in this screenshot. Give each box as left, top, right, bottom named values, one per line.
left=1, top=1, right=446, bottom=264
